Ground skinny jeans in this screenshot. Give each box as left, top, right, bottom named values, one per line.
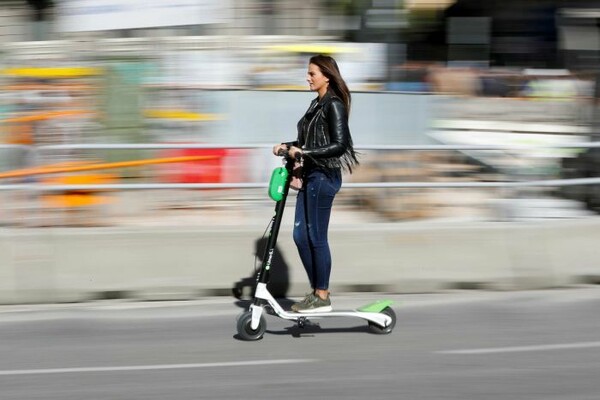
left=293, top=168, right=342, bottom=290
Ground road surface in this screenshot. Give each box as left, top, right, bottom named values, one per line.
left=1, top=288, right=599, bottom=399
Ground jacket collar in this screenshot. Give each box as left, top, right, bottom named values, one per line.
left=311, top=90, right=332, bottom=110
left=316, top=90, right=332, bottom=105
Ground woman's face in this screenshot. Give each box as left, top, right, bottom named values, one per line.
left=306, top=63, right=328, bottom=95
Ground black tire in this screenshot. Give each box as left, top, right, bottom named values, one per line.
left=368, top=307, right=396, bottom=335
left=236, top=311, right=266, bottom=341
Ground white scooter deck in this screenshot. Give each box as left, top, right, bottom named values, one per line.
left=252, top=283, right=393, bottom=329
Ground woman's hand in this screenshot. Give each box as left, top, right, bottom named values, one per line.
left=272, top=144, right=287, bottom=156
left=288, top=146, right=303, bottom=160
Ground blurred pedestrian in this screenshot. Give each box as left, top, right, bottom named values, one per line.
left=272, top=54, right=359, bottom=313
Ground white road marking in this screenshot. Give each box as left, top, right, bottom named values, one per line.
left=437, top=341, right=600, bottom=355
left=0, top=359, right=316, bottom=376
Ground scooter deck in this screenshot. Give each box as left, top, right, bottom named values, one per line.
left=284, top=300, right=394, bottom=317
left=275, top=308, right=393, bottom=328
left=290, top=299, right=393, bottom=326
left=253, top=284, right=394, bottom=328
left=285, top=309, right=375, bottom=318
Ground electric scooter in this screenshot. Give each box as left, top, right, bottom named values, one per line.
left=235, top=150, right=396, bottom=341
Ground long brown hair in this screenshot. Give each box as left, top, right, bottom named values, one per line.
left=309, top=54, right=351, bottom=114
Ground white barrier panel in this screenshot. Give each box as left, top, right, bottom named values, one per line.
left=0, top=218, right=599, bottom=304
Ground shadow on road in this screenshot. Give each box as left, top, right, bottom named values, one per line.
left=233, top=323, right=371, bottom=341
left=231, top=236, right=294, bottom=307
left=266, top=323, right=371, bottom=338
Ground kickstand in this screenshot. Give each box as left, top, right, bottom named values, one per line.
left=296, top=317, right=319, bottom=329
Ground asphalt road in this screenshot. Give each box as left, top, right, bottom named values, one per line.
left=1, top=288, right=600, bottom=400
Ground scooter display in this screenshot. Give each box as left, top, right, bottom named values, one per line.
left=236, top=150, right=396, bottom=341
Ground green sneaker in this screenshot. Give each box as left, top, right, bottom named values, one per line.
left=292, top=293, right=332, bottom=313
left=290, top=293, right=313, bottom=312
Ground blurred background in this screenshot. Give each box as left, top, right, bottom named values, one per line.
left=0, top=0, right=600, bottom=303
left=1, top=0, right=600, bottom=227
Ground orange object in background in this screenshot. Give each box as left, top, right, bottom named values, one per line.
left=0, top=155, right=223, bottom=209
left=41, top=173, right=117, bottom=208
left=5, top=124, right=33, bottom=145
left=0, top=156, right=218, bottom=180
left=3, top=109, right=93, bottom=124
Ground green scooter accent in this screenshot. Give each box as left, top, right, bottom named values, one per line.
left=268, top=167, right=288, bottom=202
left=357, top=299, right=394, bottom=313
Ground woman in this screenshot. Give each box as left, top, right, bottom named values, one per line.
left=272, top=54, right=359, bottom=313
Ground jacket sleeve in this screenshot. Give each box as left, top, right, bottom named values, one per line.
left=302, top=99, right=348, bottom=159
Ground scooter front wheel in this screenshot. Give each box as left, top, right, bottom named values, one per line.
left=236, top=311, right=267, bottom=341
left=368, top=306, right=396, bottom=335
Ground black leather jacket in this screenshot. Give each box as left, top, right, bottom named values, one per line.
left=287, top=91, right=359, bottom=173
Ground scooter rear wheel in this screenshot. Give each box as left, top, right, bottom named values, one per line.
left=367, top=306, right=396, bottom=335
left=236, top=311, right=266, bottom=341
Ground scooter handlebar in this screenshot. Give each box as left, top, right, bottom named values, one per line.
left=277, top=148, right=301, bottom=161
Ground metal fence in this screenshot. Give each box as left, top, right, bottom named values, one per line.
left=1, top=142, right=599, bottom=191
left=0, top=142, right=600, bottom=226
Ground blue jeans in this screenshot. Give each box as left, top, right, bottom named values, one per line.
left=293, top=168, right=342, bottom=290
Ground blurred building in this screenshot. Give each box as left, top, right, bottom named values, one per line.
left=1, top=0, right=600, bottom=225
left=0, top=1, right=599, bottom=70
